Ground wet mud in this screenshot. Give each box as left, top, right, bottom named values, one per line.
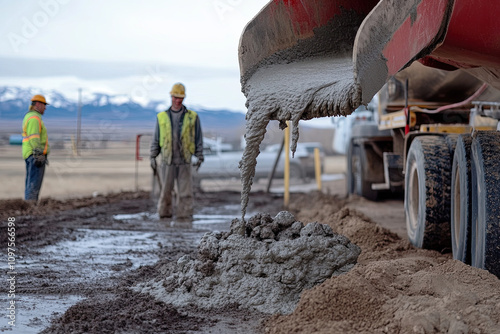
left=0, top=190, right=285, bottom=333
left=1, top=189, right=499, bottom=333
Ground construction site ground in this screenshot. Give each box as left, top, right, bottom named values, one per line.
left=1, top=143, right=499, bottom=333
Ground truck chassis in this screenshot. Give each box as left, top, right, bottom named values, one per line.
left=347, top=86, right=500, bottom=277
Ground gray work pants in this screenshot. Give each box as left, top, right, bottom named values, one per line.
left=157, top=163, right=193, bottom=219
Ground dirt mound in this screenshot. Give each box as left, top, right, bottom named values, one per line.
left=266, top=258, right=500, bottom=333
left=0, top=191, right=150, bottom=219
left=263, top=192, right=500, bottom=333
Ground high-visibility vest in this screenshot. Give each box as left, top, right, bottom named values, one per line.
left=22, top=110, right=50, bottom=160
left=157, top=109, right=197, bottom=164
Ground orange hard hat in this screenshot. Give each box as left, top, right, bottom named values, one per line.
left=31, top=94, right=49, bottom=105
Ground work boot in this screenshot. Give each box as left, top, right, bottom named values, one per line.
left=157, top=199, right=172, bottom=219
left=25, top=199, right=38, bottom=206
left=176, top=199, right=193, bottom=220
left=175, top=206, right=193, bottom=221
left=158, top=204, right=172, bottom=219
left=159, top=211, right=173, bottom=219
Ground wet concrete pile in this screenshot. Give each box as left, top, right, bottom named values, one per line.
left=135, top=211, right=361, bottom=315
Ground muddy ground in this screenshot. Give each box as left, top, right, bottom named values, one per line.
left=1, top=188, right=499, bottom=334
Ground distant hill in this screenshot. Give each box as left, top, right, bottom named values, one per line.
left=0, top=86, right=246, bottom=140
left=0, top=86, right=335, bottom=152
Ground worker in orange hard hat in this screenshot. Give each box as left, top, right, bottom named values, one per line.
left=150, top=83, right=204, bottom=219
left=22, top=94, right=50, bottom=202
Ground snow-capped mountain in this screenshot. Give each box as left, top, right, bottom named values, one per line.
left=0, top=86, right=73, bottom=110
left=0, top=86, right=246, bottom=132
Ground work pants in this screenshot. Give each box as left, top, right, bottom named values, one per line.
left=25, top=155, right=45, bottom=201
left=157, top=163, right=193, bottom=219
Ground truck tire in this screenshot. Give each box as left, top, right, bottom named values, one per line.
left=347, top=142, right=379, bottom=201
left=405, top=136, right=451, bottom=250
left=451, top=134, right=472, bottom=264
left=470, top=132, right=500, bottom=277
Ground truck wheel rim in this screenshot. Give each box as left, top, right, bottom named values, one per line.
left=408, top=162, right=419, bottom=232
left=353, top=155, right=362, bottom=195
left=452, top=167, right=461, bottom=250
left=350, top=147, right=362, bottom=195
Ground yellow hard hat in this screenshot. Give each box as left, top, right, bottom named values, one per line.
left=170, top=83, right=186, bottom=98
left=31, top=94, right=49, bottom=105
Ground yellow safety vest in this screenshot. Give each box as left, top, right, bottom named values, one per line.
left=157, top=109, right=197, bottom=164
left=22, top=109, right=50, bottom=160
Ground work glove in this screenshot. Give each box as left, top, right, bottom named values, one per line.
left=33, top=148, right=46, bottom=168
left=150, top=157, right=157, bottom=172
left=192, top=157, right=204, bottom=171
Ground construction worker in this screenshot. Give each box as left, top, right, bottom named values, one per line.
left=22, top=94, right=50, bottom=202
left=150, top=83, right=204, bottom=219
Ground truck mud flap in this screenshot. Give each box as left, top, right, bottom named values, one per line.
left=372, top=152, right=404, bottom=191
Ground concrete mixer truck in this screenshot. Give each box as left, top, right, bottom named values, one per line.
left=237, top=0, right=500, bottom=277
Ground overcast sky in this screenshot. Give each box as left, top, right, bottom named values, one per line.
left=0, top=0, right=270, bottom=111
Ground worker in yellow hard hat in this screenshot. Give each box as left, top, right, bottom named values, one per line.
left=150, top=83, right=204, bottom=219
left=22, top=94, right=50, bottom=202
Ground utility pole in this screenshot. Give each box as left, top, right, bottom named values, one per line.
left=76, top=88, right=82, bottom=155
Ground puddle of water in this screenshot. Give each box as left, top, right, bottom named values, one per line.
left=113, top=212, right=239, bottom=233
left=43, top=229, right=168, bottom=254
left=16, top=228, right=203, bottom=333
left=0, top=294, right=82, bottom=334
left=113, top=212, right=159, bottom=220
left=23, top=228, right=201, bottom=282
left=193, top=214, right=235, bottom=223
left=192, top=214, right=235, bottom=232
left=15, top=204, right=258, bottom=333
